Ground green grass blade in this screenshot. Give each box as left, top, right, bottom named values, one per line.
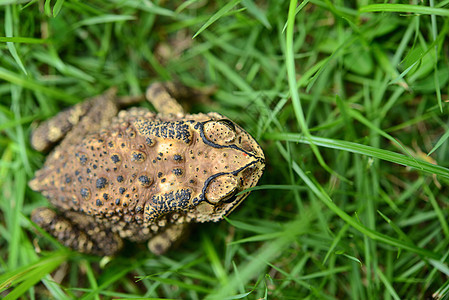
left=53, top=0, right=64, bottom=16
left=202, top=235, right=228, bottom=287
left=5, top=6, right=27, bottom=75
left=433, top=279, right=449, bottom=299
left=72, top=14, right=136, bottom=28
left=376, top=266, right=401, bottom=300
left=347, top=109, right=417, bottom=161
left=428, top=125, right=449, bottom=156
left=266, top=132, right=449, bottom=179
left=44, top=0, right=51, bottom=16
left=276, top=142, right=441, bottom=260
left=0, top=252, right=69, bottom=295
left=286, top=0, right=342, bottom=180
left=359, top=4, right=449, bottom=16
left=0, top=67, right=79, bottom=102
left=0, top=37, right=48, bottom=43
left=241, top=0, right=271, bottom=29
left=206, top=215, right=314, bottom=298
left=145, top=276, right=212, bottom=293
left=193, top=0, right=241, bottom=38
left=424, top=185, right=449, bottom=239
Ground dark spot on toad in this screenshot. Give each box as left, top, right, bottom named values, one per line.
left=146, top=137, right=154, bottom=146
left=138, top=175, right=151, bottom=187
left=96, top=177, right=108, bottom=189
left=117, top=175, right=124, bottom=182
left=111, top=154, right=121, bottom=164
left=79, top=154, right=88, bottom=165
left=80, top=188, right=90, bottom=199
left=172, top=168, right=183, bottom=176
left=131, top=151, right=146, bottom=162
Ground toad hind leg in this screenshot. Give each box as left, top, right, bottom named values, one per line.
left=31, top=207, right=123, bottom=256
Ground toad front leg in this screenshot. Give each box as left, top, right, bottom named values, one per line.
left=146, top=81, right=212, bottom=115
left=147, top=223, right=188, bottom=255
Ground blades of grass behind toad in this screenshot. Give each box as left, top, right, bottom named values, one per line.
left=72, top=14, right=136, bottom=28
left=286, top=0, right=346, bottom=181
left=206, top=211, right=315, bottom=299
left=276, top=141, right=441, bottom=260
left=53, top=0, right=65, bottom=17
left=193, top=0, right=241, bottom=38
left=44, top=0, right=65, bottom=17
left=202, top=235, right=228, bottom=287
left=6, top=169, right=26, bottom=270
left=242, top=0, right=271, bottom=29
left=0, top=37, right=48, bottom=43
left=359, top=3, right=449, bottom=16
left=430, top=0, right=443, bottom=112
left=265, top=132, right=449, bottom=179
left=0, top=67, right=79, bottom=103
left=0, top=251, right=69, bottom=299
left=5, top=6, right=27, bottom=75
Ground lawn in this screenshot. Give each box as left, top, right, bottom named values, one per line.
left=1, top=0, right=449, bottom=299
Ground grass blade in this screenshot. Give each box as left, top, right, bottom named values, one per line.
left=72, top=14, right=136, bottom=28
left=193, top=0, right=241, bottom=38
left=266, top=132, right=449, bottom=179
left=5, top=6, right=27, bottom=75
left=360, top=4, right=449, bottom=16
left=0, top=36, right=48, bottom=43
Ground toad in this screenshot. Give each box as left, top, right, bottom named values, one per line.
left=29, top=82, right=265, bottom=256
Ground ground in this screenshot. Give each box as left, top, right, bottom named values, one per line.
left=1, top=1, right=449, bottom=299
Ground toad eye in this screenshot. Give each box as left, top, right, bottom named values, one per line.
left=203, top=119, right=236, bottom=144
left=205, top=174, right=240, bottom=204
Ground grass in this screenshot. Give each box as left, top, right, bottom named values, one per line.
left=1, top=0, right=449, bottom=299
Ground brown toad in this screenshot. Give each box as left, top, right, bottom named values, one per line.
left=29, top=82, right=265, bottom=256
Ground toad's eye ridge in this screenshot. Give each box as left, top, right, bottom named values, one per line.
left=216, top=119, right=236, bottom=132
left=204, top=119, right=237, bottom=144
left=205, top=174, right=240, bottom=204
